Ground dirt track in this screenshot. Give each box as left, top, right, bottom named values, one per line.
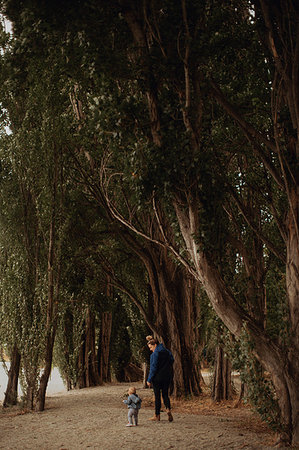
left=0, top=382, right=277, bottom=449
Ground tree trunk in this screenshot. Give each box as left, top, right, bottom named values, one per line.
left=174, top=196, right=299, bottom=445
left=3, top=345, right=21, bottom=407
left=234, top=382, right=246, bottom=408
left=85, top=308, right=102, bottom=387
left=35, top=332, right=56, bottom=411
left=77, top=309, right=102, bottom=388
left=22, top=358, right=39, bottom=410
left=283, top=187, right=299, bottom=445
left=143, top=362, right=149, bottom=388
left=36, top=157, right=60, bottom=412
left=212, top=346, right=233, bottom=402
left=77, top=335, right=86, bottom=389
left=111, top=225, right=203, bottom=398
left=62, top=308, right=74, bottom=390
left=99, top=311, right=112, bottom=383
left=144, top=245, right=202, bottom=397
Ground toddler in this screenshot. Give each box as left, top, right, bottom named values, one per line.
left=123, top=386, right=142, bottom=427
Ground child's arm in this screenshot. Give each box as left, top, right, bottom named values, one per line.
left=123, top=396, right=132, bottom=405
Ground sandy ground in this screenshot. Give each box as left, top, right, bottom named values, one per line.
left=0, top=382, right=278, bottom=449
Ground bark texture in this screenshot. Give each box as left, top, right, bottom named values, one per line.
left=212, top=346, right=233, bottom=402
left=77, top=308, right=102, bottom=388
left=99, top=311, right=112, bottom=383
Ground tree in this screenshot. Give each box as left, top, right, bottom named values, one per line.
left=0, top=13, right=75, bottom=410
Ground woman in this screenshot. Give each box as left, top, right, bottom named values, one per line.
left=146, top=337, right=174, bottom=422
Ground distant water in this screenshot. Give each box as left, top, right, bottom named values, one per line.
left=0, top=363, right=67, bottom=402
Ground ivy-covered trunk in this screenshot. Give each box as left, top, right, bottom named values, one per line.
left=23, top=357, right=40, bottom=410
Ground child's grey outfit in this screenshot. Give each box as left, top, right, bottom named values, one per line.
left=123, top=393, right=142, bottom=425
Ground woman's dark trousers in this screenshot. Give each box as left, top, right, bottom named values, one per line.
left=153, top=379, right=171, bottom=415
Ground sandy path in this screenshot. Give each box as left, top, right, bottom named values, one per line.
left=0, top=382, right=276, bottom=449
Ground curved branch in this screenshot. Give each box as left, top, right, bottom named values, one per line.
left=209, top=80, right=285, bottom=190
left=228, top=186, right=286, bottom=263
left=100, top=157, right=200, bottom=281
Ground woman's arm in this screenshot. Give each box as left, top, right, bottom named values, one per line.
left=147, top=351, right=158, bottom=383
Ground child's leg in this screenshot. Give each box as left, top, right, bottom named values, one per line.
left=134, top=411, right=138, bottom=426
left=128, top=409, right=134, bottom=425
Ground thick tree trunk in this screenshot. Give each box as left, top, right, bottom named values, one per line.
left=3, top=345, right=21, bottom=407
left=145, top=246, right=202, bottom=397
left=283, top=189, right=299, bottom=445
left=175, top=196, right=299, bottom=445
left=114, top=225, right=203, bottom=397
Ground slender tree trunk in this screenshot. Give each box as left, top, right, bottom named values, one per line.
left=85, top=308, right=101, bottom=387
left=3, top=345, right=21, bottom=407
left=143, top=362, right=149, bottom=388
left=99, top=311, right=112, bottom=383
left=77, top=309, right=102, bottom=388
left=35, top=332, right=56, bottom=411
left=212, top=346, right=233, bottom=402
left=26, top=384, right=36, bottom=410
left=77, top=334, right=86, bottom=388
left=62, top=308, right=74, bottom=390
left=36, top=155, right=60, bottom=412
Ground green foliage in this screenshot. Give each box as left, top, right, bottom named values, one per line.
left=264, top=266, right=289, bottom=343
left=225, top=328, right=282, bottom=431
left=109, top=297, right=133, bottom=381
left=54, top=298, right=86, bottom=388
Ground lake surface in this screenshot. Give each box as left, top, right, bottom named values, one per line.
left=0, top=363, right=67, bottom=402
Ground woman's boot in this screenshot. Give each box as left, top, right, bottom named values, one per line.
left=166, top=409, right=173, bottom=422
left=149, top=414, right=160, bottom=421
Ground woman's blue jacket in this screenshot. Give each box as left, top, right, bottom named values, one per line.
left=147, top=343, right=174, bottom=384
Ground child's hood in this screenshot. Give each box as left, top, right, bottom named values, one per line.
left=131, top=393, right=141, bottom=404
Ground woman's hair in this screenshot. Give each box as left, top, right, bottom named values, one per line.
left=128, top=386, right=136, bottom=395
left=147, top=336, right=159, bottom=346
